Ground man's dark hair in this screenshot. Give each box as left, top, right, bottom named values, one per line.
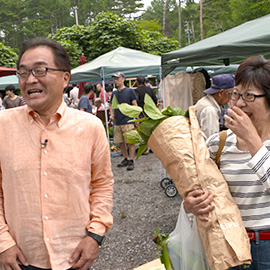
left=83, top=83, right=94, bottom=94
left=235, top=55, right=270, bottom=106
left=106, top=84, right=113, bottom=92
left=17, top=38, right=71, bottom=73
left=72, top=83, right=77, bottom=87
left=136, top=76, right=145, bottom=85
left=5, top=84, right=16, bottom=92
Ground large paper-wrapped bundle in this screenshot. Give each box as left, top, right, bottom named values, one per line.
left=148, top=106, right=251, bottom=270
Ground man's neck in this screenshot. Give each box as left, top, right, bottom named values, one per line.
left=118, top=85, right=125, bottom=91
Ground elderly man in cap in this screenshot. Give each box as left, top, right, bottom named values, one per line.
left=110, top=72, right=138, bottom=171
left=195, top=74, right=234, bottom=139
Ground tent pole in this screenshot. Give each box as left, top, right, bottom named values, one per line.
left=101, top=67, right=110, bottom=145
left=161, top=66, right=166, bottom=108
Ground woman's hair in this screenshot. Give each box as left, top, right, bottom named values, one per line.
left=235, top=55, right=270, bottom=106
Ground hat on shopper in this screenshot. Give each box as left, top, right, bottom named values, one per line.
left=112, top=72, right=125, bottom=78
left=204, top=74, right=234, bottom=94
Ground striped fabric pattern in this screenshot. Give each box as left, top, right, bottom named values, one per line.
left=207, top=130, right=270, bottom=230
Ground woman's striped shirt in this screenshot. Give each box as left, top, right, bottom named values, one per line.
left=207, top=129, right=270, bottom=230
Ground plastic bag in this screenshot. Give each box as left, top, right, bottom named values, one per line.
left=166, top=201, right=210, bottom=270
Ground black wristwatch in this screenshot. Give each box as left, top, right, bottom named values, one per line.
left=87, top=231, right=105, bottom=246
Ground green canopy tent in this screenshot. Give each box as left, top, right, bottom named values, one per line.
left=70, top=46, right=162, bottom=83
left=71, top=46, right=162, bottom=140
left=162, top=13, right=270, bottom=78
left=0, top=75, right=19, bottom=90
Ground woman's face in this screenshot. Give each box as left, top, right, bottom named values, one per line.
left=233, top=84, right=270, bottom=128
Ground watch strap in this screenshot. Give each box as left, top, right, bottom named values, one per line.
left=87, top=231, right=105, bottom=246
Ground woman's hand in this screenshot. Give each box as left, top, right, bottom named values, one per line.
left=183, top=189, right=215, bottom=221
left=224, top=106, right=263, bottom=156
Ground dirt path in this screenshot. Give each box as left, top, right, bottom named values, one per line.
left=92, top=153, right=182, bottom=270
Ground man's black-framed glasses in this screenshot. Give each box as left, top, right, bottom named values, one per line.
left=16, top=67, right=68, bottom=79
left=229, top=90, right=266, bottom=102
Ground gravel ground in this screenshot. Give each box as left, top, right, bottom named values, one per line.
left=92, top=153, right=182, bottom=270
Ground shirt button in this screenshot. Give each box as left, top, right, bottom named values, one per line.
left=44, top=172, right=47, bottom=176
left=44, top=194, right=48, bottom=198
left=44, top=129, right=47, bottom=132
left=44, top=216, right=49, bottom=220
left=44, top=150, right=47, bottom=154
left=46, top=237, right=50, bottom=242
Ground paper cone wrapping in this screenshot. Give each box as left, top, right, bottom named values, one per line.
left=148, top=106, right=251, bottom=270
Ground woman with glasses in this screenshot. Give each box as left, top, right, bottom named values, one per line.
left=184, top=55, right=270, bottom=270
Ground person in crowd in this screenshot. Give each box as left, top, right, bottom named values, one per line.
left=78, top=83, right=94, bottom=114
left=94, top=98, right=105, bottom=114
left=0, top=92, right=4, bottom=110
left=3, top=84, right=24, bottom=109
left=195, top=74, right=235, bottom=139
left=184, top=55, right=270, bottom=270
left=110, top=71, right=138, bottom=171
left=135, top=75, right=157, bottom=115
left=144, top=77, right=153, bottom=88
left=69, top=82, right=79, bottom=108
left=96, top=83, right=108, bottom=105
left=0, top=38, right=114, bottom=270
left=106, top=85, right=114, bottom=108
left=135, top=75, right=157, bottom=155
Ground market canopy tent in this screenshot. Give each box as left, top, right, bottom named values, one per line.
left=162, top=14, right=270, bottom=78
left=0, top=67, right=17, bottom=77
left=0, top=75, right=18, bottom=90
left=70, top=46, right=161, bottom=83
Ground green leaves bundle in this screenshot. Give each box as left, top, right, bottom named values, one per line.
left=117, top=93, right=189, bottom=159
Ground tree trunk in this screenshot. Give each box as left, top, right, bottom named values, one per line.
left=200, top=0, right=204, bottom=40
left=163, top=0, right=169, bottom=36
left=178, top=0, right=182, bottom=48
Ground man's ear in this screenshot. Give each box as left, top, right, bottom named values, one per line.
left=63, top=72, right=71, bottom=88
left=219, top=89, right=225, bottom=96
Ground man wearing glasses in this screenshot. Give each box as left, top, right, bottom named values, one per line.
left=195, top=74, right=235, bottom=139
left=0, top=38, right=114, bottom=270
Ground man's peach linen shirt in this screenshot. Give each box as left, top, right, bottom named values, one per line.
left=0, top=101, right=114, bottom=270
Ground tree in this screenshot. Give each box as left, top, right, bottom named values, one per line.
left=229, top=0, right=270, bottom=26
left=0, top=42, right=18, bottom=68
left=52, top=12, right=179, bottom=68
left=202, top=0, right=234, bottom=37
left=141, top=0, right=179, bottom=39
left=0, top=0, right=73, bottom=53
left=112, top=0, right=144, bottom=18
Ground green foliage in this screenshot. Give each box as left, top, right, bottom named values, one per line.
left=118, top=103, right=143, bottom=118
left=51, top=12, right=179, bottom=67
left=1, top=0, right=269, bottom=67
left=86, top=12, right=142, bottom=59
left=229, top=0, right=270, bottom=26
left=153, top=227, right=173, bottom=270
left=141, top=0, right=179, bottom=38
left=137, top=19, right=162, bottom=32
left=140, top=29, right=179, bottom=55
left=119, top=93, right=188, bottom=159
left=0, top=42, right=18, bottom=68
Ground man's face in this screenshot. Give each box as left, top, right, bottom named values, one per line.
left=96, top=84, right=102, bottom=92
left=220, top=88, right=234, bottom=106
left=18, top=46, right=70, bottom=115
left=113, top=77, right=125, bottom=89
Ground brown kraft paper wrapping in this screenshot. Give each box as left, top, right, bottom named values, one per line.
left=147, top=106, right=251, bottom=270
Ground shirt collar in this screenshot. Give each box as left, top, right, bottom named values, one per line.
left=27, top=100, right=67, bottom=128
